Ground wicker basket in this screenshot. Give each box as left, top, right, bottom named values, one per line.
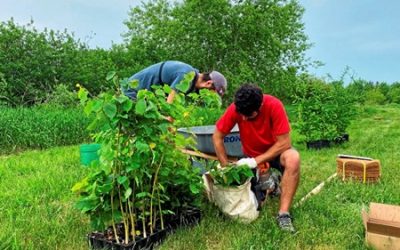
left=336, top=158, right=381, bottom=183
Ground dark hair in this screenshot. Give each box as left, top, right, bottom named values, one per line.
left=234, top=84, right=263, bottom=116
left=202, top=72, right=212, bottom=81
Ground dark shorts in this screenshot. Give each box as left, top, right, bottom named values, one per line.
left=250, top=155, right=284, bottom=207
left=269, top=155, right=284, bottom=174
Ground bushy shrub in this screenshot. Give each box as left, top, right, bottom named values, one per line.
left=365, top=89, right=387, bottom=105
left=388, top=85, right=400, bottom=104
left=45, top=84, right=79, bottom=107
left=0, top=19, right=116, bottom=106
left=295, top=75, right=357, bottom=143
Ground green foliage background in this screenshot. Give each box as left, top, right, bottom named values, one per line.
left=1, top=1, right=399, bottom=109
left=123, top=0, right=310, bottom=103
left=0, top=0, right=310, bottom=106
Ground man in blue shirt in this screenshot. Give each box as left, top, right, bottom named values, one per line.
left=123, top=61, right=227, bottom=103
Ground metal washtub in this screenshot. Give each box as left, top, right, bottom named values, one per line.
left=177, top=125, right=244, bottom=157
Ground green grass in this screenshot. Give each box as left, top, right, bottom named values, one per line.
left=0, top=146, right=90, bottom=249
left=1, top=105, right=400, bottom=249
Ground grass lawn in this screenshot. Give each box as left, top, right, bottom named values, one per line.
left=1, top=105, right=399, bottom=249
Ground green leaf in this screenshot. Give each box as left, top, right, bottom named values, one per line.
left=106, top=71, right=116, bottom=81
left=124, top=188, right=132, bottom=200
left=129, top=79, right=139, bottom=89
left=115, top=95, right=128, bottom=104
left=83, top=100, right=94, bottom=116
left=87, top=119, right=98, bottom=131
left=103, top=103, right=117, bottom=119
left=78, top=87, right=88, bottom=105
left=135, top=99, right=147, bottom=115
left=175, top=71, right=194, bottom=93
left=98, top=183, right=113, bottom=194
left=92, top=100, right=103, bottom=112
left=122, top=100, right=133, bottom=112
left=71, top=177, right=88, bottom=193
left=232, top=170, right=240, bottom=184
left=135, top=141, right=149, bottom=153
left=127, top=162, right=141, bottom=172
left=119, top=78, right=131, bottom=89
left=163, top=85, right=171, bottom=93
left=189, top=183, right=200, bottom=194
left=75, top=196, right=99, bottom=213
left=117, top=175, right=128, bottom=185
left=136, top=192, right=149, bottom=198
left=155, top=89, right=165, bottom=97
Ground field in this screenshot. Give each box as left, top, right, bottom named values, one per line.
left=1, top=105, right=399, bottom=249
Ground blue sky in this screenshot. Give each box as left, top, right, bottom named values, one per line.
left=300, top=0, right=400, bottom=83
left=1, top=0, right=399, bottom=83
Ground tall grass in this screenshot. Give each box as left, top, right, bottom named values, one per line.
left=0, top=106, right=90, bottom=154
left=0, top=105, right=399, bottom=249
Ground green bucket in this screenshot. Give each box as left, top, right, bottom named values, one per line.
left=80, top=143, right=101, bottom=166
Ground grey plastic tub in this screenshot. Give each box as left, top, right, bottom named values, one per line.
left=177, top=125, right=244, bottom=157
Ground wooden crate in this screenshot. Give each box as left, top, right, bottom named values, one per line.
left=336, top=158, right=381, bottom=183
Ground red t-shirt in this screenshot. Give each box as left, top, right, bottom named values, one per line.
left=216, top=95, right=290, bottom=157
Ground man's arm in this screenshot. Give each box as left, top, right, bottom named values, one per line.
left=254, top=133, right=292, bottom=165
left=213, top=128, right=229, bottom=167
left=166, top=89, right=177, bottom=104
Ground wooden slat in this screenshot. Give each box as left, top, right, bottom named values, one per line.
left=180, top=149, right=238, bottom=163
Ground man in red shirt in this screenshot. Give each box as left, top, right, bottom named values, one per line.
left=213, top=84, right=300, bottom=233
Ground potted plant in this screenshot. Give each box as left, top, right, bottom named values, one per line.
left=72, top=72, right=203, bottom=249
left=296, top=76, right=356, bottom=149
left=330, top=83, right=357, bottom=144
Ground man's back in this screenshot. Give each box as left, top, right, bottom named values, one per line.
left=124, top=61, right=198, bottom=99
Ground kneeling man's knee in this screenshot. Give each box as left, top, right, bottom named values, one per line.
left=281, top=149, right=300, bottom=171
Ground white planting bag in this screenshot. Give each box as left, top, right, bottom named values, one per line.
left=203, top=174, right=259, bottom=223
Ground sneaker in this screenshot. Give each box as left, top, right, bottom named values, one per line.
left=276, top=213, right=296, bottom=233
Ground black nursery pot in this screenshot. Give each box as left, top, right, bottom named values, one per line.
left=87, top=232, right=148, bottom=250
left=88, top=228, right=169, bottom=250
left=306, top=139, right=331, bottom=150
left=88, top=207, right=201, bottom=250
left=167, top=207, right=202, bottom=231
left=334, top=133, right=349, bottom=144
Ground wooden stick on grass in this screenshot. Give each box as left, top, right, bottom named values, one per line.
left=294, top=173, right=337, bottom=208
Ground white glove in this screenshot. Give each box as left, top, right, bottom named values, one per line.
left=236, top=157, right=257, bottom=169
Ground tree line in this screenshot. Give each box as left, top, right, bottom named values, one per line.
left=0, top=0, right=399, bottom=107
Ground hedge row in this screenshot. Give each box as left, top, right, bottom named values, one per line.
left=0, top=106, right=90, bottom=154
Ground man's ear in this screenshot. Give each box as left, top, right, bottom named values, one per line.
left=197, top=79, right=213, bottom=89
left=205, top=80, right=213, bottom=88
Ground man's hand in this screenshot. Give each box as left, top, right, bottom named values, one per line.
left=236, top=158, right=257, bottom=169
left=165, top=116, right=174, bottom=123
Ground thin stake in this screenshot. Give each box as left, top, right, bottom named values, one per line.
left=294, top=173, right=337, bottom=208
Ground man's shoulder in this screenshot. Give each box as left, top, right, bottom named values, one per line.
left=165, top=61, right=197, bottom=72
left=263, top=94, right=283, bottom=106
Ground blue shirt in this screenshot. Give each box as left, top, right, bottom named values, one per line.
left=123, top=61, right=199, bottom=99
